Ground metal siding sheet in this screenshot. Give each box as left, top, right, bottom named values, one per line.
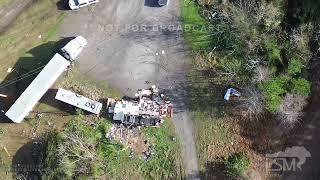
left=5, top=53, right=70, bottom=123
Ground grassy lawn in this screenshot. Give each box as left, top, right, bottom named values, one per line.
left=142, top=119, right=183, bottom=179
left=41, top=111, right=182, bottom=179
left=0, top=0, right=64, bottom=79
left=0, top=0, right=64, bottom=179
left=188, top=65, right=253, bottom=179
left=0, top=0, right=13, bottom=8
left=181, top=0, right=211, bottom=51
left=182, top=1, right=258, bottom=178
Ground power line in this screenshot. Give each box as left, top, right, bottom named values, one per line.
left=0, top=65, right=46, bottom=89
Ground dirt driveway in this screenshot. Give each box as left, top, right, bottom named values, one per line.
left=59, top=0, right=200, bottom=179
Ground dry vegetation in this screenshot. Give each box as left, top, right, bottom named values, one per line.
left=183, top=0, right=316, bottom=178
left=277, top=93, right=307, bottom=128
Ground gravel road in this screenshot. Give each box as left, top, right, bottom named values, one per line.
left=59, top=0, right=200, bottom=179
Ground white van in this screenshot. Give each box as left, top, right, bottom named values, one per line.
left=69, top=0, right=99, bottom=10
left=61, top=36, right=87, bottom=61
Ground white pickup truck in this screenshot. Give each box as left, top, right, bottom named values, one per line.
left=69, top=0, right=99, bottom=10
left=60, top=36, right=87, bottom=61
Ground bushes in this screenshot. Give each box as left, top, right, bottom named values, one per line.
left=41, top=131, right=65, bottom=179
left=41, top=114, right=112, bottom=179
left=264, top=36, right=282, bottom=65
left=260, top=74, right=310, bottom=113
left=260, top=76, right=288, bottom=112
left=288, top=58, right=304, bottom=76
left=41, top=114, right=181, bottom=179
left=292, top=78, right=311, bottom=96
left=225, top=152, right=250, bottom=177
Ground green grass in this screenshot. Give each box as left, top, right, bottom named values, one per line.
left=225, top=152, right=250, bottom=177
left=0, top=1, right=65, bottom=179
left=0, top=0, right=13, bottom=8
left=0, top=0, right=64, bottom=79
left=184, top=0, right=314, bottom=179
left=188, top=65, right=247, bottom=178
left=183, top=1, right=252, bottom=177
left=142, top=120, right=183, bottom=179
left=59, top=67, right=122, bottom=100
left=42, top=114, right=182, bottom=179
left=181, top=0, right=211, bottom=51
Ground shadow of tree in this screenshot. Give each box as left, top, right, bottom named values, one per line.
left=11, top=139, right=45, bottom=180
left=284, top=0, right=320, bottom=30
left=185, top=161, right=230, bottom=180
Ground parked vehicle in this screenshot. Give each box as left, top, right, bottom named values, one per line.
left=60, top=36, right=87, bottom=61
left=69, top=0, right=99, bottom=10
left=158, top=0, right=168, bottom=6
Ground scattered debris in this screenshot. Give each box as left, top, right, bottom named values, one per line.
left=7, top=68, right=13, bottom=73
left=0, top=94, right=7, bottom=98
left=38, top=34, right=42, bottom=39
left=143, top=144, right=155, bottom=161
left=35, top=112, right=43, bottom=119
left=106, top=124, right=147, bottom=155
left=2, top=146, right=10, bottom=157
left=224, top=88, right=241, bottom=101
left=107, top=85, right=173, bottom=127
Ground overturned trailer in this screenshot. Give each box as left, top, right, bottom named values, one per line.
left=107, top=86, right=173, bottom=127
left=5, top=54, right=71, bottom=123
left=5, top=36, right=87, bottom=123
left=55, top=88, right=102, bottom=115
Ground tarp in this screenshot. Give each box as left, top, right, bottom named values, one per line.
left=224, top=88, right=241, bottom=101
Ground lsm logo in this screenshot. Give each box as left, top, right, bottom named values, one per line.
left=266, top=146, right=311, bottom=171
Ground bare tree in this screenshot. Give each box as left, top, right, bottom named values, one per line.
left=57, top=130, right=97, bottom=175
left=253, top=65, right=273, bottom=82
left=277, top=93, right=307, bottom=128
left=237, top=87, right=265, bottom=119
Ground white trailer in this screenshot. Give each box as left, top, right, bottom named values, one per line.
left=5, top=36, right=87, bottom=123
left=55, top=88, right=102, bottom=115
left=5, top=54, right=71, bottom=123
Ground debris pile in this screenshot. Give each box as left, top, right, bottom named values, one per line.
left=106, top=124, right=148, bottom=157
left=107, top=85, right=173, bottom=127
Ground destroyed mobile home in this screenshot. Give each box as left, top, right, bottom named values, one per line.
left=107, top=86, right=173, bottom=127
